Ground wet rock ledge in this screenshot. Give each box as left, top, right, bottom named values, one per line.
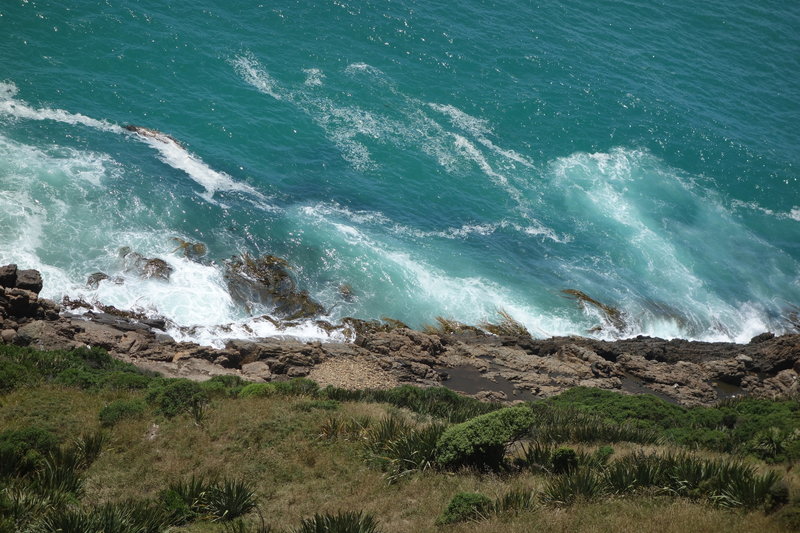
left=1, top=264, right=798, bottom=407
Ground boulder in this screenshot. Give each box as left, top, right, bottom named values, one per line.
left=1, top=329, right=16, bottom=343
left=6, top=288, right=41, bottom=318
left=16, top=269, right=43, bottom=294
left=0, top=264, right=17, bottom=288
left=241, top=361, right=272, bottom=381
left=15, top=320, right=79, bottom=350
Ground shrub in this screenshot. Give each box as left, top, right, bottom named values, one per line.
left=54, top=367, right=103, bottom=389
left=161, top=477, right=257, bottom=522
left=202, top=375, right=245, bottom=397
left=367, top=421, right=446, bottom=482
left=161, top=475, right=212, bottom=521
left=293, top=400, right=340, bottom=412
left=551, top=447, right=579, bottom=475
left=518, top=442, right=554, bottom=472
left=28, top=499, right=175, bottom=533
left=72, top=431, right=105, bottom=467
left=146, top=379, right=208, bottom=418
left=101, top=371, right=151, bottom=390
left=592, top=445, right=615, bottom=466
left=33, top=450, right=85, bottom=496
left=273, top=378, right=319, bottom=396
left=239, top=383, right=277, bottom=399
left=293, top=510, right=382, bottom=533
left=0, top=427, right=59, bottom=477
left=99, top=399, right=146, bottom=427
left=435, top=406, right=534, bottom=470
left=437, top=492, right=491, bottom=524
left=0, top=361, right=35, bottom=392
left=370, top=386, right=497, bottom=422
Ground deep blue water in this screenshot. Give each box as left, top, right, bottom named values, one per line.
left=1, top=0, right=798, bottom=345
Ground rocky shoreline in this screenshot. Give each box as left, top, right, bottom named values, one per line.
left=1, top=263, right=798, bottom=407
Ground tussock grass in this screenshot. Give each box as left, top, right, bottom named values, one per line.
left=1, top=344, right=798, bottom=532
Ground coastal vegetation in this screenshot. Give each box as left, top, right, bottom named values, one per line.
left=0, top=343, right=798, bottom=532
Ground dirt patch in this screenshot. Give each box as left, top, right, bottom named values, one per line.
left=308, top=357, right=399, bottom=390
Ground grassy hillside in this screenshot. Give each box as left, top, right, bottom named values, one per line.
left=0, top=343, right=798, bottom=532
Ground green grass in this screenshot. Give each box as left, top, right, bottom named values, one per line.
left=0, top=343, right=798, bottom=532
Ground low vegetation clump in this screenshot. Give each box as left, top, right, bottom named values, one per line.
left=99, top=399, right=147, bottom=427
left=0, top=343, right=798, bottom=531
left=546, top=387, right=800, bottom=460
left=437, top=492, right=492, bottom=524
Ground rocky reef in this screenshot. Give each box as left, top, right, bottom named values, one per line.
left=1, top=264, right=798, bottom=407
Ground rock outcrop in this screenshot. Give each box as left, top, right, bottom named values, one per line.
left=1, top=265, right=798, bottom=407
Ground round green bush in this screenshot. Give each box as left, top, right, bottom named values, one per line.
left=435, top=406, right=535, bottom=469
left=99, top=399, right=147, bottom=427
left=437, top=492, right=491, bottom=524
left=552, top=447, right=579, bottom=474
left=146, top=379, right=208, bottom=418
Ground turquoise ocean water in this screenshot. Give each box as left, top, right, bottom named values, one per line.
left=1, top=0, right=798, bottom=345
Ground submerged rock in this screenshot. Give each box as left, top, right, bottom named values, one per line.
left=224, top=253, right=324, bottom=320
left=562, top=289, right=626, bottom=333
left=119, top=247, right=173, bottom=280
left=87, top=272, right=109, bottom=289
left=172, top=238, right=207, bottom=260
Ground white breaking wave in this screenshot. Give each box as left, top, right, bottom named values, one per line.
left=0, top=81, right=273, bottom=208
left=301, top=202, right=567, bottom=242
left=132, top=132, right=274, bottom=208
left=547, top=147, right=799, bottom=342
left=0, top=81, right=124, bottom=133
left=297, top=204, right=578, bottom=337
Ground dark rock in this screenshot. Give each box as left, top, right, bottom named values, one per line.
left=154, top=333, right=175, bottom=344
left=142, top=259, right=173, bottom=280
left=7, top=288, right=40, bottom=318
left=87, top=272, right=109, bottom=289
left=0, top=264, right=17, bottom=288
left=224, top=254, right=324, bottom=320
left=15, top=269, right=43, bottom=294
left=751, top=332, right=775, bottom=344
left=119, top=248, right=173, bottom=281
